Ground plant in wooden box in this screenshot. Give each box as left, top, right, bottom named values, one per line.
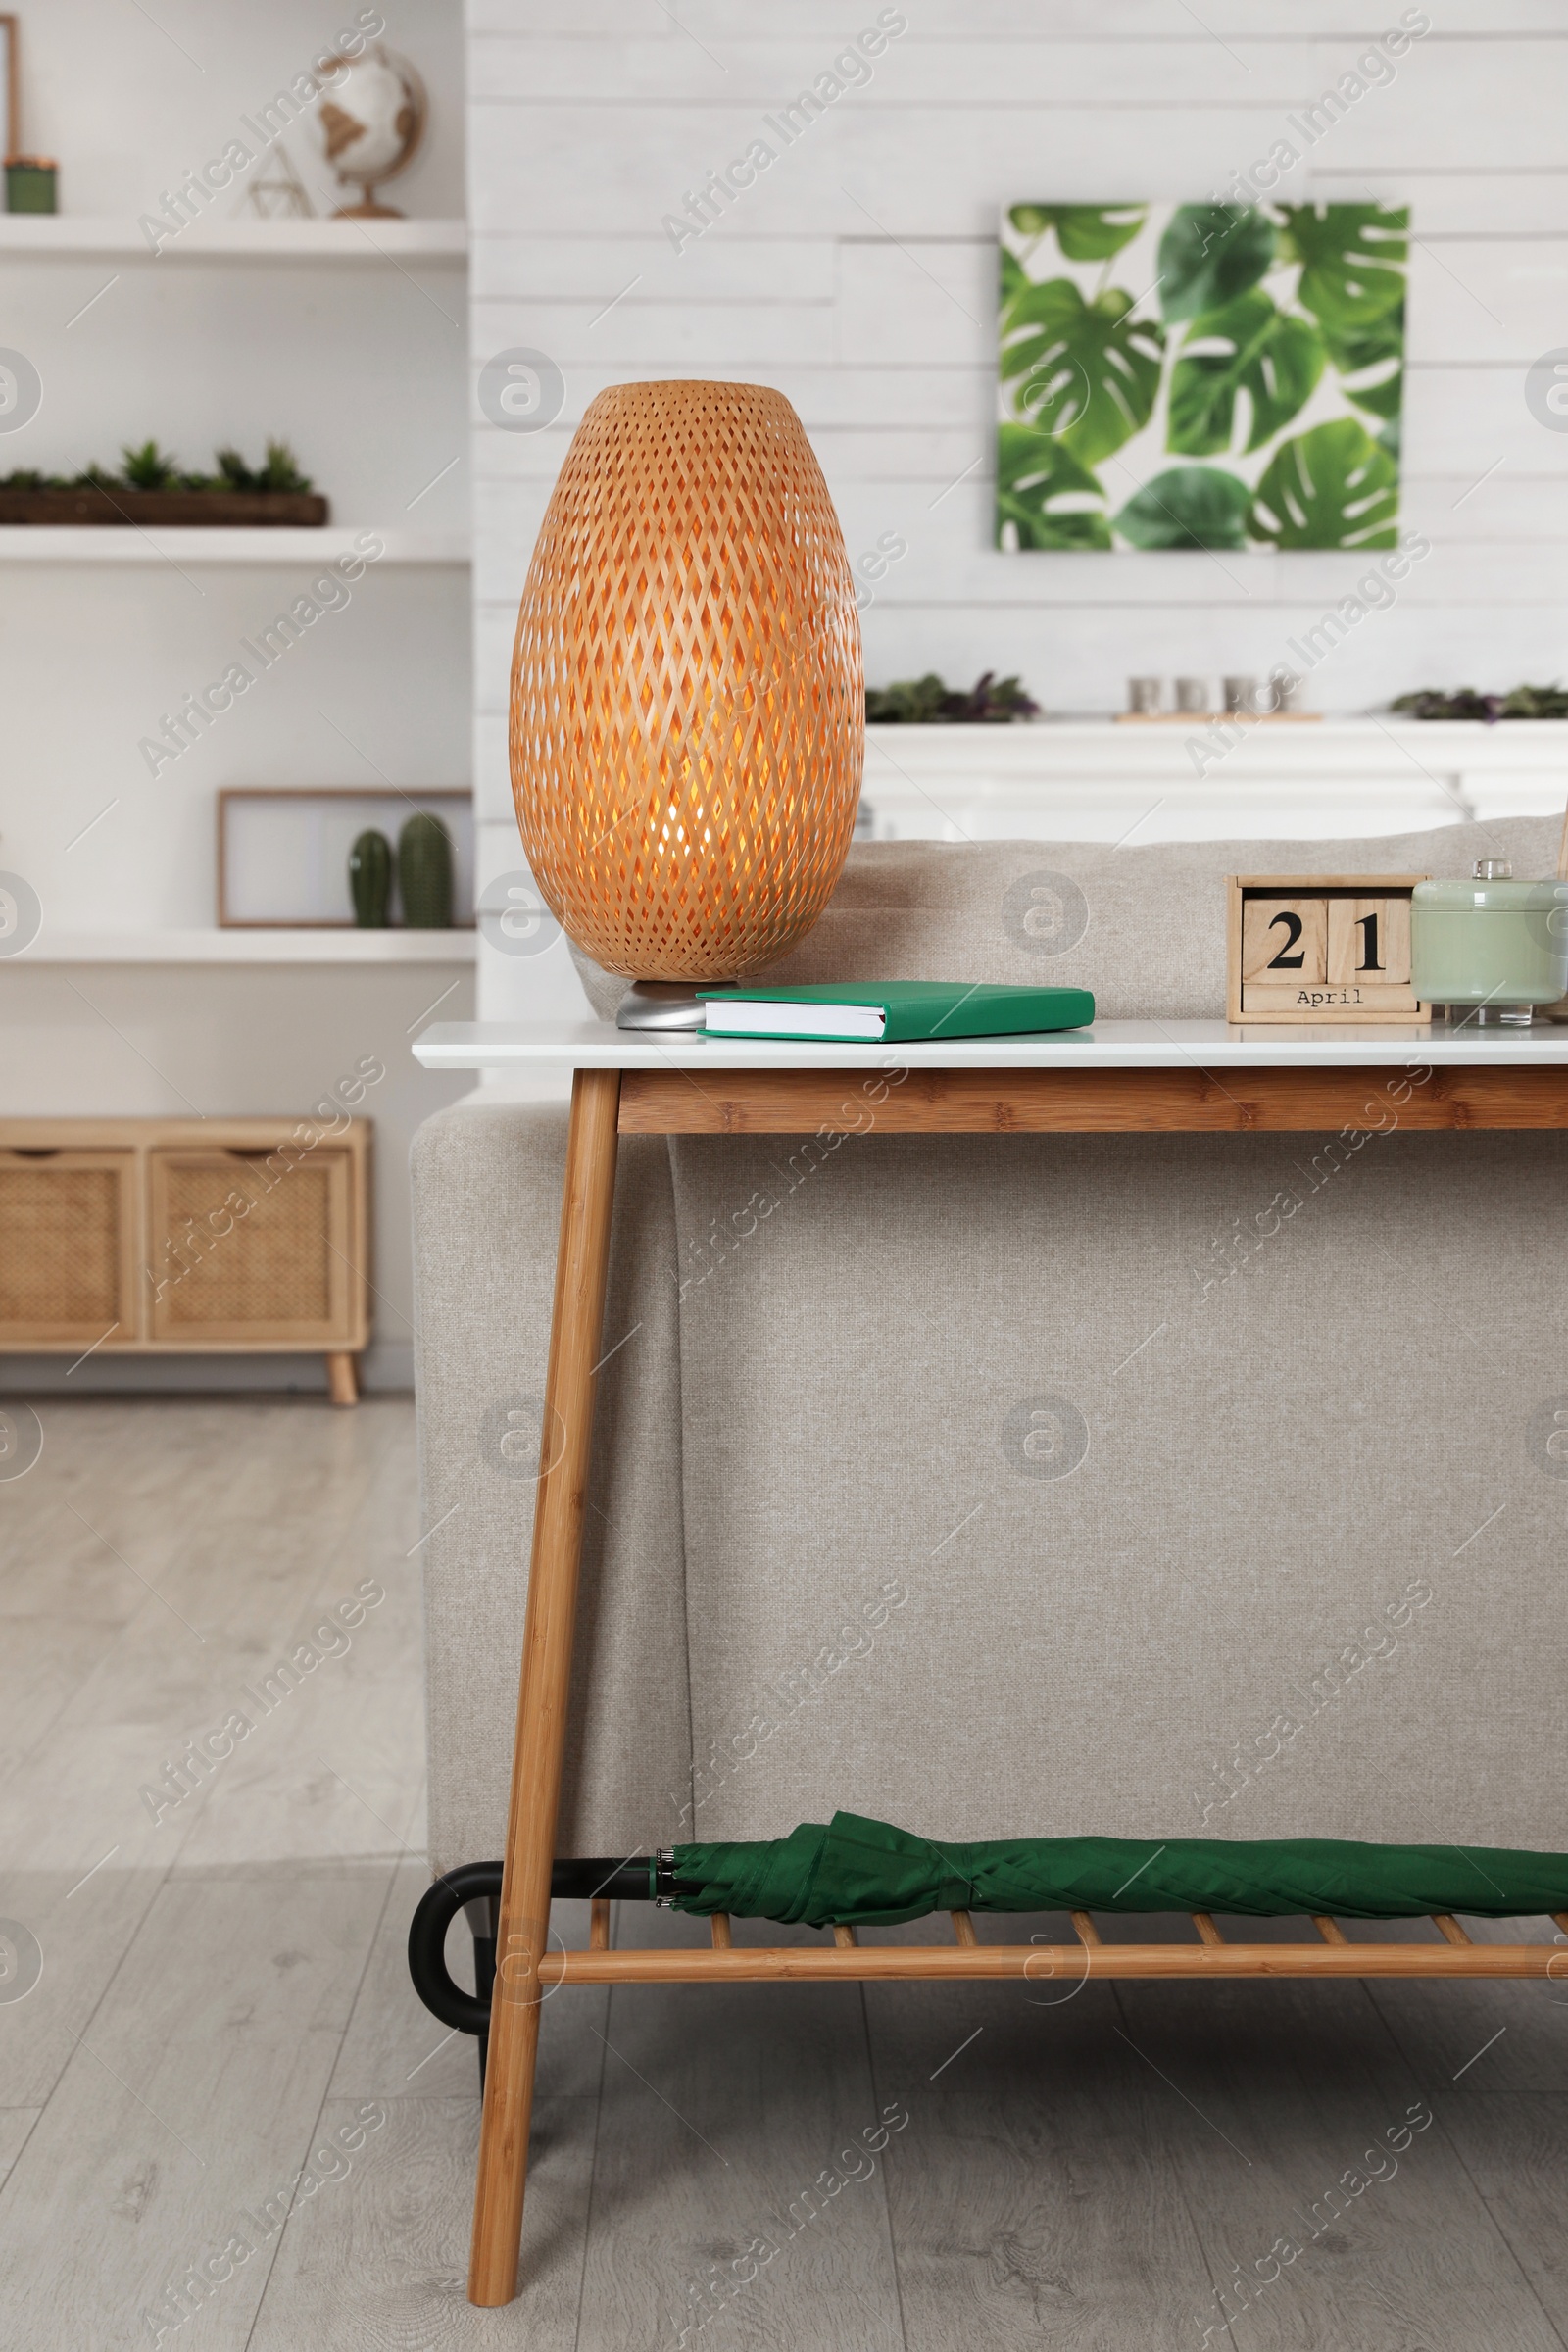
left=0, top=439, right=328, bottom=526
left=509, top=380, right=863, bottom=1030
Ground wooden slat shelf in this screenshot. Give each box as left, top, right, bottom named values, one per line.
left=538, top=1931, right=1564, bottom=1984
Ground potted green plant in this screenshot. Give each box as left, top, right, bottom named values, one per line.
left=0, top=439, right=329, bottom=526
left=865, top=670, right=1041, bottom=723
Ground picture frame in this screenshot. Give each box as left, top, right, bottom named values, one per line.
left=998, top=201, right=1408, bottom=555
left=217, top=787, right=475, bottom=928
left=0, top=18, right=19, bottom=161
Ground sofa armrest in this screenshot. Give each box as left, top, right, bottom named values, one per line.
left=411, top=1100, right=691, bottom=1873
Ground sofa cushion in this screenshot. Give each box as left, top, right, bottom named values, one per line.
left=412, top=1103, right=690, bottom=1871
left=667, top=1120, right=1568, bottom=1851
left=569, top=814, right=1563, bottom=1020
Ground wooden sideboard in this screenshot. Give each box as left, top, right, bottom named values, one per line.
left=0, top=1116, right=370, bottom=1403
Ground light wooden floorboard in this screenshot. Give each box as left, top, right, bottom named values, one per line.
left=0, top=1615, right=122, bottom=1783
left=0, top=1860, right=391, bottom=2349
left=1365, top=1912, right=1568, bottom=2096
left=4, top=1400, right=1566, bottom=2351
left=0, top=1401, right=425, bottom=2346
left=1114, top=1970, right=1567, bottom=2351
left=248, top=2093, right=598, bottom=2352
left=576, top=1903, right=906, bottom=2352
left=1434, top=2093, right=1568, bottom=2341
left=330, top=1853, right=484, bottom=2107
left=329, top=1858, right=609, bottom=2107
left=861, top=1917, right=1217, bottom=2352
left=0, top=1484, right=152, bottom=1629
left=0, top=1864, right=171, bottom=2109
left=0, top=2111, right=40, bottom=2191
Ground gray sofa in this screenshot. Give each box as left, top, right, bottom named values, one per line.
left=412, top=816, right=1568, bottom=1881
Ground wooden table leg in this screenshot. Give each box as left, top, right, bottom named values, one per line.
left=468, top=1066, right=621, bottom=2307
left=324, top=1351, right=358, bottom=1406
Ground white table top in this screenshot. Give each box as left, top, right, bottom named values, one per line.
left=413, top=1018, right=1568, bottom=1072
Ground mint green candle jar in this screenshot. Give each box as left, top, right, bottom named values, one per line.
left=1411, top=860, right=1568, bottom=1025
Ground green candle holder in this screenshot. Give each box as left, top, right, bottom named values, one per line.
left=1411, top=861, right=1568, bottom=1025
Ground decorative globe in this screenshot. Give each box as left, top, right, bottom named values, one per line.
left=509, top=380, right=863, bottom=984
left=316, top=49, right=425, bottom=217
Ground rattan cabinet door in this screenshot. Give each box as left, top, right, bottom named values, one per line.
left=0, top=1150, right=139, bottom=1346
left=146, top=1148, right=357, bottom=1348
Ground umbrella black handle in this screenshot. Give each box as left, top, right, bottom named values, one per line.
left=407, top=1860, right=502, bottom=2035
left=407, top=1856, right=669, bottom=2036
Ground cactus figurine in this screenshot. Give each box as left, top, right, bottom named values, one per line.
left=398, top=812, right=455, bottom=928
left=348, top=828, right=393, bottom=927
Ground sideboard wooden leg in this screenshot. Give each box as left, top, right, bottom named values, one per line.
left=467, top=1066, right=622, bottom=2307
left=324, top=1351, right=359, bottom=1406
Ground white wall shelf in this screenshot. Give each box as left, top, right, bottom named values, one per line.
left=13, top=929, right=477, bottom=964
left=0, top=217, right=467, bottom=260
left=0, top=528, right=469, bottom=564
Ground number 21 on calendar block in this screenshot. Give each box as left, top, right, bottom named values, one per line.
left=1227, top=875, right=1431, bottom=1024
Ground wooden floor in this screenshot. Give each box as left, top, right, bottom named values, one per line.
left=3, top=1400, right=1566, bottom=2350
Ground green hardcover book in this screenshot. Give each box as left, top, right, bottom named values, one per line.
left=697, top=980, right=1095, bottom=1044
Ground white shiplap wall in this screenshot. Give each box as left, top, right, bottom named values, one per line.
left=466, top=0, right=1568, bottom=1014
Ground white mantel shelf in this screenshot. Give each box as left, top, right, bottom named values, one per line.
left=414, top=1018, right=1568, bottom=1074
left=0, top=217, right=467, bottom=260
left=852, top=719, right=1568, bottom=844
left=866, top=718, right=1568, bottom=764
left=0, top=528, right=469, bottom=565
left=16, top=930, right=476, bottom=963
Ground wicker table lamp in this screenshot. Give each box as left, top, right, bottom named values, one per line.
left=510, top=379, right=864, bottom=1029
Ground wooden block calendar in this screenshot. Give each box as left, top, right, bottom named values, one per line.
left=1227, top=875, right=1431, bottom=1024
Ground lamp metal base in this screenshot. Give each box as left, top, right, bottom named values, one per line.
left=614, top=982, right=710, bottom=1033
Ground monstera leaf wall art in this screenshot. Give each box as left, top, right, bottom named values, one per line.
left=997, top=200, right=1406, bottom=553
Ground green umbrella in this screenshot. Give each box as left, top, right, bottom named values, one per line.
left=667, top=1811, right=1568, bottom=1929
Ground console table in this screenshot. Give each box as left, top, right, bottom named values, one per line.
left=413, top=1017, right=1568, bottom=2307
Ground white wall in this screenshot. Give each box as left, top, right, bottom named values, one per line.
left=2, top=564, right=470, bottom=933
left=18, top=2, right=466, bottom=220
left=466, top=0, right=1568, bottom=1022
left=0, top=3, right=474, bottom=1387
left=466, top=0, right=1568, bottom=733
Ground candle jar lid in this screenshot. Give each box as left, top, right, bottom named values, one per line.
left=1413, top=875, right=1568, bottom=911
